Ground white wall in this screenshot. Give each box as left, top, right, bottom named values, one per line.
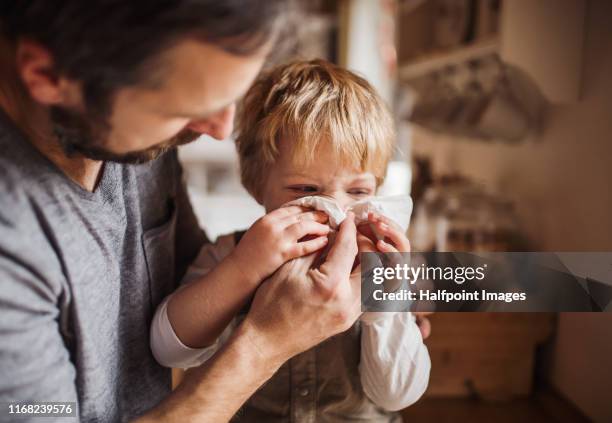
left=411, top=1, right=612, bottom=420
left=341, top=0, right=394, bottom=103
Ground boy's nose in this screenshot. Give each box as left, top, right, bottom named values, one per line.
left=187, top=103, right=236, bottom=140
left=327, top=192, right=353, bottom=211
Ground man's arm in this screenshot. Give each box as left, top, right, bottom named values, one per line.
left=138, top=322, right=282, bottom=422
left=0, top=254, right=78, bottom=418
left=138, top=213, right=362, bottom=421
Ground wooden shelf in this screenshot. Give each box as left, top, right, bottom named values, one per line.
left=399, top=39, right=500, bottom=81
left=398, top=0, right=585, bottom=102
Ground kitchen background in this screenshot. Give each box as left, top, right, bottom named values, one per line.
left=177, top=1, right=612, bottom=421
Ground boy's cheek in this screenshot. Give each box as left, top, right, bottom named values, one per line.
left=263, top=192, right=299, bottom=213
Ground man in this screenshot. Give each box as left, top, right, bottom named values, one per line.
left=0, top=1, right=366, bottom=421
left=0, top=1, right=429, bottom=421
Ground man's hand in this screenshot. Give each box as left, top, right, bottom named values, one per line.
left=241, top=212, right=362, bottom=362
left=230, top=206, right=330, bottom=283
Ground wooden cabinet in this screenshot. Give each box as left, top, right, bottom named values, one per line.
left=424, top=312, right=555, bottom=399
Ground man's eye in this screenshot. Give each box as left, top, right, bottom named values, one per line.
left=288, top=185, right=319, bottom=193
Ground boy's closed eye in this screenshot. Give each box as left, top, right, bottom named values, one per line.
left=287, top=185, right=373, bottom=198
left=347, top=187, right=373, bottom=197
left=287, top=185, right=319, bottom=194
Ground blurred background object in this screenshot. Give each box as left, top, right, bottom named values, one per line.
left=410, top=176, right=525, bottom=252
left=177, top=1, right=612, bottom=421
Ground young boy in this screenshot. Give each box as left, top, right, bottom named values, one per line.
left=150, top=59, right=430, bottom=422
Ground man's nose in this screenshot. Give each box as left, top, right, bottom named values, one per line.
left=187, top=103, right=236, bottom=140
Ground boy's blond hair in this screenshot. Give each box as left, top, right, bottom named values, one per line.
left=235, top=59, right=395, bottom=201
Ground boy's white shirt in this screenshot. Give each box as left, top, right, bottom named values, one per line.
left=150, top=223, right=431, bottom=411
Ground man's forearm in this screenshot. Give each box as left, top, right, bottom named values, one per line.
left=137, top=322, right=283, bottom=422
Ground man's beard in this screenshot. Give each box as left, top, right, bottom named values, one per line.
left=50, top=106, right=201, bottom=164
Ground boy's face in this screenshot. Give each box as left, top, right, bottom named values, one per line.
left=260, top=139, right=378, bottom=213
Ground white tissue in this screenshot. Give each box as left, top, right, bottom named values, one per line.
left=284, top=195, right=413, bottom=232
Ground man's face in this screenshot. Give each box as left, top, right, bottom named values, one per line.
left=54, top=39, right=268, bottom=163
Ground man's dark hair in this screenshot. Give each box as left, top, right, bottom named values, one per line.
left=0, top=0, right=288, bottom=115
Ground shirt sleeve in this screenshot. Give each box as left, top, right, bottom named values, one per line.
left=359, top=312, right=431, bottom=411
left=150, top=295, right=235, bottom=368
left=150, top=234, right=237, bottom=369
left=0, top=253, right=78, bottom=417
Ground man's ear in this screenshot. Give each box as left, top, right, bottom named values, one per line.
left=15, top=39, right=78, bottom=107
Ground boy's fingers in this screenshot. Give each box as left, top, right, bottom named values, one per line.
left=369, top=212, right=403, bottom=232
left=380, top=217, right=406, bottom=236
left=277, top=250, right=318, bottom=278
left=357, top=233, right=377, bottom=253
left=272, top=205, right=307, bottom=218
left=374, top=221, right=411, bottom=252
left=287, top=221, right=330, bottom=240
left=362, top=214, right=410, bottom=251
left=319, top=212, right=357, bottom=281
left=357, top=222, right=378, bottom=244
left=292, top=236, right=329, bottom=257
left=275, top=206, right=328, bottom=223
left=285, top=210, right=328, bottom=224
left=377, top=239, right=399, bottom=253
left=312, top=211, right=329, bottom=223
left=415, top=315, right=432, bottom=339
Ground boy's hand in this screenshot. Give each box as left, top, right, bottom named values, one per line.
left=242, top=213, right=362, bottom=361
left=413, top=312, right=433, bottom=339
left=357, top=212, right=411, bottom=253
left=356, top=214, right=434, bottom=339
left=230, top=206, right=331, bottom=283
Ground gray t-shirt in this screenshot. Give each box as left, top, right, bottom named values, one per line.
left=0, top=112, right=207, bottom=421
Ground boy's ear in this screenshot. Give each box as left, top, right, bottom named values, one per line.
left=16, top=39, right=81, bottom=107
